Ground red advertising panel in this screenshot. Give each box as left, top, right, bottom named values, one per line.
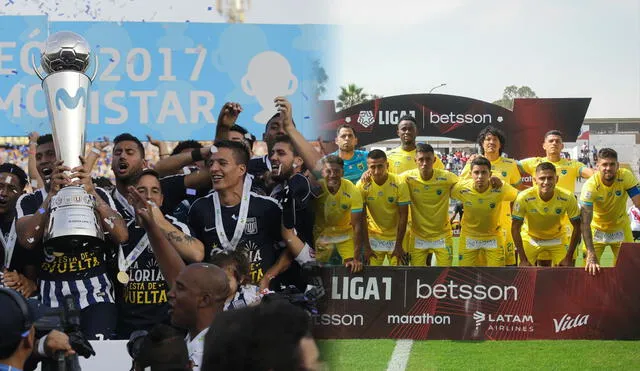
left=314, top=243, right=640, bottom=340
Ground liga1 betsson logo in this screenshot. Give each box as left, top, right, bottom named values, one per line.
left=357, top=109, right=417, bottom=126
left=473, top=311, right=534, bottom=332
left=553, top=314, right=589, bottom=333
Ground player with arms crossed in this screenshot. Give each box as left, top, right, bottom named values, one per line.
left=453, top=157, right=518, bottom=266
left=511, top=162, right=581, bottom=267
left=580, top=148, right=640, bottom=275
left=356, top=150, right=410, bottom=266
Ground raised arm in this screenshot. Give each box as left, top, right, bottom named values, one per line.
left=83, top=137, right=110, bottom=174
left=27, top=132, right=43, bottom=189
left=129, top=186, right=185, bottom=287
left=152, top=209, right=204, bottom=263
left=276, top=97, right=323, bottom=176
left=215, top=102, right=242, bottom=141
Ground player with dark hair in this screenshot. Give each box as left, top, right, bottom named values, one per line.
left=512, top=162, right=581, bottom=266
left=171, top=140, right=203, bottom=157
left=453, top=157, right=518, bottom=266
left=187, top=139, right=284, bottom=282
left=330, top=124, right=368, bottom=184
left=461, top=125, right=523, bottom=266
left=580, top=148, right=640, bottom=275
left=201, top=300, right=320, bottom=371
left=115, top=169, right=204, bottom=340
left=0, top=164, right=38, bottom=298
left=518, top=129, right=594, bottom=266
left=15, top=133, right=128, bottom=339
left=313, top=154, right=364, bottom=271
left=399, top=143, right=459, bottom=266
left=357, top=149, right=410, bottom=266
left=386, top=115, right=444, bottom=174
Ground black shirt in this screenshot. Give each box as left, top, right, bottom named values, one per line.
left=248, top=155, right=272, bottom=196
left=188, top=191, right=282, bottom=283
left=115, top=214, right=191, bottom=339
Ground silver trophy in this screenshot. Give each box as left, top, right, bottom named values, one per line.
left=32, top=31, right=104, bottom=247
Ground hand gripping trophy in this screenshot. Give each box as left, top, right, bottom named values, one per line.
left=32, top=31, right=104, bottom=250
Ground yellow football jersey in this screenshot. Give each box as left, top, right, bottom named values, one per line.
left=579, top=168, right=639, bottom=232
left=314, top=178, right=364, bottom=237
left=356, top=173, right=411, bottom=239
left=512, top=187, right=580, bottom=240
left=386, top=147, right=444, bottom=174
left=401, top=168, right=458, bottom=240
left=519, top=157, right=585, bottom=193
left=452, top=179, right=518, bottom=238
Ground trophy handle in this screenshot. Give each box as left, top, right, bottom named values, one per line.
left=89, top=53, right=99, bottom=82
left=31, top=54, right=45, bottom=81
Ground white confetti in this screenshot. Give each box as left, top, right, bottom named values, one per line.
left=4, top=175, right=12, bottom=184
left=210, top=146, right=218, bottom=153
left=27, top=238, right=34, bottom=243
left=35, top=226, right=40, bottom=230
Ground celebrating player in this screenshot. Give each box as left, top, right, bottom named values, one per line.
left=511, top=162, right=581, bottom=267
left=580, top=148, right=640, bottom=275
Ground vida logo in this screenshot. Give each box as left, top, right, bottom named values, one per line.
left=553, top=314, right=589, bottom=333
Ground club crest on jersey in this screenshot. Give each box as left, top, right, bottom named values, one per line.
left=501, top=171, right=507, bottom=177
left=615, top=191, right=622, bottom=196
left=357, top=163, right=365, bottom=170
left=245, top=217, right=258, bottom=235
left=489, top=203, right=495, bottom=208
left=436, top=189, right=442, bottom=195
left=556, top=208, right=562, bottom=214
left=341, top=204, right=349, bottom=210
left=561, top=169, right=568, bottom=175
left=388, top=197, right=395, bottom=203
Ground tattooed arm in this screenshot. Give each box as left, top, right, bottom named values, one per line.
left=581, top=204, right=600, bottom=276
left=152, top=208, right=204, bottom=263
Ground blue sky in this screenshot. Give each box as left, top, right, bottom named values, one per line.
left=2, top=0, right=638, bottom=118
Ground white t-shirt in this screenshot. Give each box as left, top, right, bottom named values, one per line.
left=186, top=328, right=209, bottom=371
left=629, top=206, right=640, bottom=232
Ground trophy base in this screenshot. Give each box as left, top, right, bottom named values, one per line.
left=44, top=186, right=105, bottom=250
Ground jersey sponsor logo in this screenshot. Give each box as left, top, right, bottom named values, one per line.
left=342, top=192, right=352, bottom=198
left=244, top=217, right=258, bottom=235
left=553, top=313, right=589, bottom=333
left=525, top=197, right=536, bottom=201
left=557, top=196, right=568, bottom=201
left=436, top=177, right=447, bottom=181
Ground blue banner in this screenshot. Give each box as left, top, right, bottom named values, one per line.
left=0, top=16, right=330, bottom=141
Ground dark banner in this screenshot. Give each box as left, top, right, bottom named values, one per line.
left=314, top=243, right=640, bottom=340
left=318, top=94, right=591, bottom=159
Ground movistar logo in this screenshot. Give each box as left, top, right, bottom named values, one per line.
left=55, top=87, right=87, bottom=111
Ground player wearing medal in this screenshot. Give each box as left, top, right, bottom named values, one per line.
left=313, top=155, right=365, bottom=270
left=15, top=134, right=128, bottom=339
left=580, top=148, right=640, bottom=275
left=453, top=157, right=518, bottom=267
left=188, top=140, right=284, bottom=283
left=386, top=115, right=444, bottom=174
left=461, top=126, right=523, bottom=265
left=115, top=169, right=204, bottom=339
left=356, top=150, right=410, bottom=266
left=511, top=162, right=581, bottom=266
left=518, top=130, right=594, bottom=265
left=399, top=144, right=458, bottom=266
left=0, top=164, right=38, bottom=297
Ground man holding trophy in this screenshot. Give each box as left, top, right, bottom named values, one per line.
left=15, top=31, right=128, bottom=339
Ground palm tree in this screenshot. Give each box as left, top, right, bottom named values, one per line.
left=336, top=84, right=368, bottom=110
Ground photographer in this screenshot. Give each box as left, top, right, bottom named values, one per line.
left=0, top=288, right=92, bottom=371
